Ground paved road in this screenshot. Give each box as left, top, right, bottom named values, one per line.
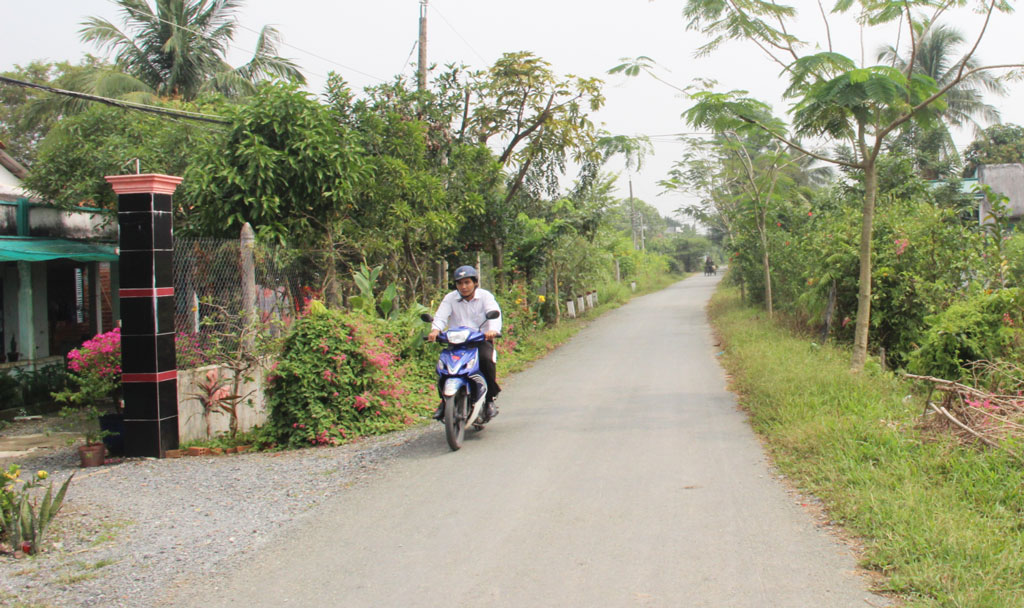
left=168, top=275, right=889, bottom=607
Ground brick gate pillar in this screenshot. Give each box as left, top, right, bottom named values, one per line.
left=104, top=174, right=182, bottom=458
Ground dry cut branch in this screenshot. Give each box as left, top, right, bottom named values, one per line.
left=906, top=362, right=1024, bottom=462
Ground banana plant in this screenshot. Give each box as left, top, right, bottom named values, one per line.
left=349, top=263, right=400, bottom=319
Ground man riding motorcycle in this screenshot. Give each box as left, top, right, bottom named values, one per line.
left=427, top=265, right=502, bottom=420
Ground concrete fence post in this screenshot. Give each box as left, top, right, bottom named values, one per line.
left=240, top=223, right=257, bottom=351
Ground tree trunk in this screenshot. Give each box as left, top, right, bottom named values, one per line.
left=820, top=279, right=836, bottom=344
left=851, top=159, right=877, bottom=371
left=490, top=239, right=505, bottom=291
left=758, top=212, right=773, bottom=318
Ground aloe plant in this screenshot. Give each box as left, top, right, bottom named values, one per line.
left=1, top=472, right=72, bottom=555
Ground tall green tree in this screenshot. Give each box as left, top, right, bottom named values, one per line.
left=878, top=21, right=1005, bottom=177
left=0, top=58, right=122, bottom=165
left=184, top=82, right=365, bottom=302
left=80, top=0, right=305, bottom=101
left=680, top=0, right=1020, bottom=371
left=21, top=101, right=217, bottom=209
left=464, top=52, right=605, bottom=282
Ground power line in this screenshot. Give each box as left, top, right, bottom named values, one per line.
left=0, top=75, right=231, bottom=125
left=430, top=1, right=488, bottom=65
left=400, top=39, right=419, bottom=78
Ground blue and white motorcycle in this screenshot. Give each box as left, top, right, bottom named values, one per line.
left=421, top=310, right=500, bottom=451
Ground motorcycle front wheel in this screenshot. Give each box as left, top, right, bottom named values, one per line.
left=444, top=392, right=467, bottom=451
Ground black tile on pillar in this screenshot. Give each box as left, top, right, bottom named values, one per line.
left=119, top=213, right=154, bottom=251
left=121, top=298, right=157, bottom=334
left=122, top=383, right=158, bottom=419
left=153, top=213, right=173, bottom=250
left=153, top=250, right=174, bottom=287
left=118, top=193, right=154, bottom=213
left=153, top=193, right=172, bottom=212
left=158, top=379, right=179, bottom=419
left=156, top=296, right=175, bottom=334
left=156, top=333, right=176, bottom=371
left=158, top=416, right=179, bottom=456
left=121, top=334, right=157, bottom=374
left=118, top=250, right=154, bottom=289
left=123, top=420, right=160, bottom=458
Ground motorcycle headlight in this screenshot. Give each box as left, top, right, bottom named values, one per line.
left=446, top=329, right=470, bottom=345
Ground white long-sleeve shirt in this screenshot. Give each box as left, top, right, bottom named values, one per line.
left=431, top=288, right=502, bottom=334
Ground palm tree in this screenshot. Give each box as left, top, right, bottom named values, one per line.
left=878, top=22, right=1005, bottom=171
left=80, top=0, right=305, bottom=101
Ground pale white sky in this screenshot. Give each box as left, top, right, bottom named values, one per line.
left=3, top=1, right=1024, bottom=219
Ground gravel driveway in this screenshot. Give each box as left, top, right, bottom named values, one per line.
left=0, top=426, right=433, bottom=608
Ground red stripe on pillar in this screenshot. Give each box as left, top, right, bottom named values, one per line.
left=120, top=287, right=174, bottom=297
left=123, top=370, right=178, bottom=383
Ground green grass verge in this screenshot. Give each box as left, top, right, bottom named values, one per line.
left=709, top=287, right=1024, bottom=607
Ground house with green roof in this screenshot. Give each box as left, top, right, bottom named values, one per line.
left=0, top=142, right=118, bottom=371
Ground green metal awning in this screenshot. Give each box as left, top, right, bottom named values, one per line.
left=0, top=237, right=118, bottom=262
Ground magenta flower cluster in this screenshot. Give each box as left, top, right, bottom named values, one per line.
left=67, top=328, right=121, bottom=378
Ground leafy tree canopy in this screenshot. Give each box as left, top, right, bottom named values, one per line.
left=963, top=123, right=1024, bottom=177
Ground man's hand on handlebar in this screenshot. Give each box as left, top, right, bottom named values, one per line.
left=484, top=330, right=499, bottom=341
left=427, top=329, right=440, bottom=342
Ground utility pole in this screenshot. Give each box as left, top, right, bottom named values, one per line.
left=417, top=0, right=428, bottom=92
left=629, top=175, right=637, bottom=250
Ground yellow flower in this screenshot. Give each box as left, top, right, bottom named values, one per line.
left=538, top=295, right=546, bottom=303
left=36, top=471, right=48, bottom=480
left=515, top=298, right=523, bottom=305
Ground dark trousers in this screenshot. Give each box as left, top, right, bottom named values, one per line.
left=478, top=340, right=500, bottom=402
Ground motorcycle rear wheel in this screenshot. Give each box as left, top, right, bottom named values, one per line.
left=444, top=393, right=467, bottom=451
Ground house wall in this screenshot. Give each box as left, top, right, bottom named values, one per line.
left=0, top=202, right=116, bottom=239
left=0, top=163, right=21, bottom=190
left=977, top=163, right=1024, bottom=224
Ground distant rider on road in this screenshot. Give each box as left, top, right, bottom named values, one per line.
left=427, top=265, right=502, bottom=420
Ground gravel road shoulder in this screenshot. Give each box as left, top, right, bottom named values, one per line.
left=0, top=424, right=433, bottom=608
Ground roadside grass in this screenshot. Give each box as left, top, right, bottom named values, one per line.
left=709, top=287, right=1024, bottom=608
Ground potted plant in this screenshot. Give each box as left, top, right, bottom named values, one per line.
left=53, top=329, right=123, bottom=465
left=59, top=405, right=111, bottom=467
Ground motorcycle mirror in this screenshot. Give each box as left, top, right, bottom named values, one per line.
left=420, top=313, right=434, bottom=323
left=485, top=310, right=500, bottom=320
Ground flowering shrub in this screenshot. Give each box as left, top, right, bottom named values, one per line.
left=263, top=307, right=434, bottom=449
left=908, top=288, right=1024, bottom=380
left=54, top=328, right=122, bottom=409
left=175, top=331, right=209, bottom=369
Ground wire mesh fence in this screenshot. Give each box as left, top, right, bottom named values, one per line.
left=172, top=236, right=307, bottom=367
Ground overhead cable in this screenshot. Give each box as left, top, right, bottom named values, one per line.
left=430, top=1, right=488, bottom=64
left=0, top=76, right=231, bottom=125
